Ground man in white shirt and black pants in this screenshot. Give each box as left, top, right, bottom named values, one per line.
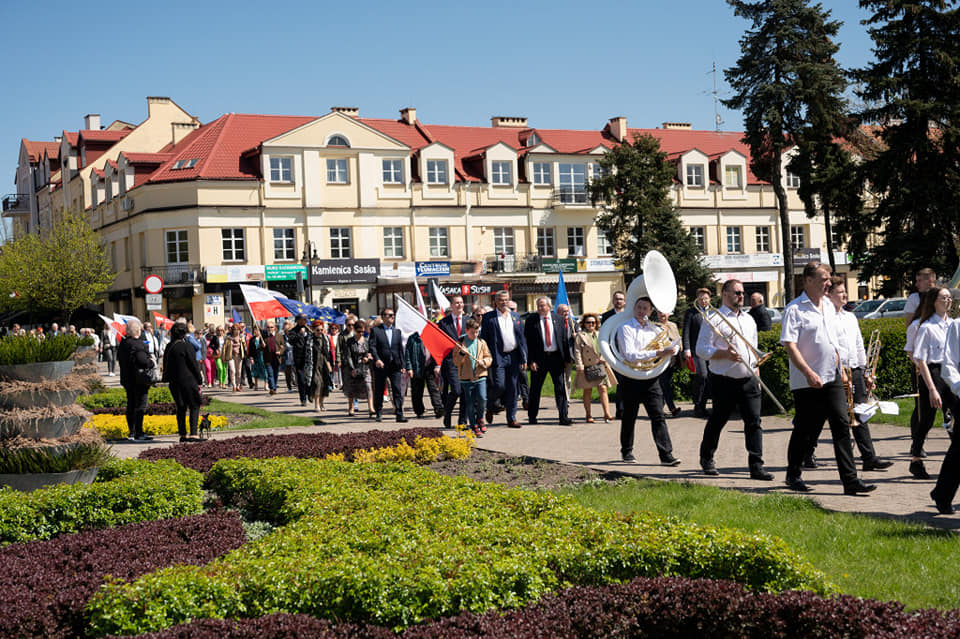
left=696, top=279, right=772, bottom=480
left=781, top=261, right=876, bottom=495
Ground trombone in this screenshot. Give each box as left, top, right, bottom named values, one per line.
left=696, top=304, right=787, bottom=414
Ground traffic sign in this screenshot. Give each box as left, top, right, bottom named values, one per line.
left=143, top=275, right=164, bottom=294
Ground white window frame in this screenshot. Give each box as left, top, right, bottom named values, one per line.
left=536, top=228, right=555, bottom=257
left=724, top=165, right=742, bottom=188
left=382, top=159, right=403, bottom=184
left=330, top=227, right=352, bottom=259
left=532, top=162, right=552, bottom=186
left=726, top=226, right=742, bottom=254
left=786, top=170, right=801, bottom=188
left=326, top=158, right=348, bottom=184
left=326, top=134, right=350, bottom=147
left=690, top=226, right=706, bottom=252
left=221, top=228, right=246, bottom=262
left=429, top=227, right=449, bottom=258
left=567, top=227, right=586, bottom=257
left=755, top=226, right=770, bottom=253
left=791, top=225, right=806, bottom=250
left=558, top=162, right=587, bottom=204
left=591, top=163, right=606, bottom=182
left=491, top=161, right=512, bottom=185
left=426, top=159, right=448, bottom=185
left=493, top=227, right=515, bottom=256
left=166, top=230, right=189, bottom=264
left=273, top=228, right=296, bottom=261
left=597, top=229, right=613, bottom=256
left=686, top=164, right=705, bottom=187
left=383, top=227, right=404, bottom=258
left=269, top=157, right=293, bottom=183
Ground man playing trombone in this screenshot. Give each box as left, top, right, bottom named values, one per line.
left=695, top=279, right=773, bottom=480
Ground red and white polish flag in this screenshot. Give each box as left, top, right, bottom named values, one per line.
left=238, top=284, right=289, bottom=322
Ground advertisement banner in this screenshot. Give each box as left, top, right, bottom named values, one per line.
left=309, top=259, right=380, bottom=285
left=265, top=264, right=307, bottom=281
left=415, top=261, right=451, bottom=277
left=541, top=258, right=578, bottom=274
left=205, top=265, right=265, bottom=283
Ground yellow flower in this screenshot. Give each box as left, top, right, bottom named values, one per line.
left=84, top=414, right=228, bottom=439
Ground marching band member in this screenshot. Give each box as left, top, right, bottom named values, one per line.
left=910, top=287, right=955, bottom=479
left=931, top=317, right=960, bottom=514
left=695, top=279, right=772, bottom=480
left=780, top=262, right=875, bottom=495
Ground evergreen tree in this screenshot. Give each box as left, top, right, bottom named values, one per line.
left=588, top=133, right=714, bottom=304
left=723, top=0, right=846, bottom=302
left=852, top=0, right=960, bottom=294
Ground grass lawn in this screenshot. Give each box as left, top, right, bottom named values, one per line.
left=557, top=478, right=960, bottom=610
left=206, top=398, right=320, bottom=430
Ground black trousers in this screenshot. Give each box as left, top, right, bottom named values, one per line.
left=487, top=351, right=522, bottom=422
left=914, top=363, right=951, bottom=457
left=124, top=384, right=149, bottom=438
left=699, top=374, right=764, bottom=471
left=692, top=355, right=711, bottom=411
left=528, top=351, right=569, bottom=421
left=619, top=375, right=674, bottom=461
left=374, top=364, right=405, bottom=417
left=169, top=383, right=201, bottom=437
left=787, top=378, right=858, bottom=487
left=849, top=367, right=878, bottom=463
left=440, top=358, right=465, bottom=425
left=410, top=372, right=442, bottom=417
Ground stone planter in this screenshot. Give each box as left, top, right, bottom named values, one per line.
left=0, top=415, right=85, bottom=439
left=0, top=468, right=98, bottom=492
left=0, top=360, right=75, bottom=383
left=0, top=387, right=83, bottom=410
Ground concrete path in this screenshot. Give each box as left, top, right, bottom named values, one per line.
left=96, top=364, right=956, bottom=531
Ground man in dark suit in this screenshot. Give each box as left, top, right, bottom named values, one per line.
left=525, top=296, right=572, bottom=425
left=481, top=290, right=527, bottom=428
left=682, top=288, right=712, bottom=418
left=437, top=295, right=467, bottom=428
left=748, top=292, right=773, bottom=332
left=368, top=308, right=408, bottom=423
left=601, top=290, right=626, bottom=325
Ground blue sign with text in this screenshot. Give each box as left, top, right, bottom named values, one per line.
left=416, top=261, right=450, bottom=277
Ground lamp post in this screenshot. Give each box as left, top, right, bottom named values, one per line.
left=301, top=241, right=318, bottom=304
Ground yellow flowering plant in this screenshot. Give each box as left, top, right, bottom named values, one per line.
left=85, top=414, right=228, bottom=439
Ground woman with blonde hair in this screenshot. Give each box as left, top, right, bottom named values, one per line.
left=573, top=312, right=615, bottom=423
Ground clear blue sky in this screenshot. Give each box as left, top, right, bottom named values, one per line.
left=1, top=0, right=874, bottom=202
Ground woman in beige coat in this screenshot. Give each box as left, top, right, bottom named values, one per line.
left=573, top=312, right=615, bottom=423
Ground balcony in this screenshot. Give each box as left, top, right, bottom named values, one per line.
left=552, top=186, right=589, bottom=206
left=141, top=264, right=201, bottom=284
left=2, top=194, right=30, bottom=217
left=486, top=254, right=545, bottom=274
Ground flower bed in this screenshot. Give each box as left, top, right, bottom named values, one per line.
left=138, top=428, right=451, bottom=473
left=0, top=458, right=204, bottom=545
left=0, top=510, right=246, bottom=639
left=85, top=458, right=831, bottom=636
left=77, top=388, right=212, bottom=410
left=84, top=414, right=229, bottom=439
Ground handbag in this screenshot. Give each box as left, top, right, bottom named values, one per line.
left=137, top=354, right=161, bottom=386
left=584, top=363, right=606, bottom=382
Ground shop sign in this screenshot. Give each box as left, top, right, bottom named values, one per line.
left=423, top=282, right=508, bottom=296
left=702, top=253, right=784, bottom=269
left=379, top=262, right=417, bottom=279
left=415, top=261, right=450, bottom=277
left=576, top=258, right=622, bottom=272
left=309, top=259, right=380, bottom=285
left=205, top=265, right=265, bottom=283
left=541, top=258, right=578, bottom=274
left=265, top=264, right=307, bottom=281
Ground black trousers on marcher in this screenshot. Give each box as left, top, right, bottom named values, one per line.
left=787, top=377, right=858, bottom=488
left=699, top=373, right=764, bottom=471
left=931, top=376, right=960, bottom=506
left=374, top=364, right=405, bottom=418
left=169, top=382, right=201, bottom=437
left=914, top=364, right=952, bottom=457
left=440, top=358, right=465, bottom=425
left=692, top=355, right=711, bottom=411
left=619, top=375, right=674, bottom=461
left=410, top=372, right=442, bottom=417
left=528, top=351, right=569, bottom=422
left=124, top=384, right=149, bottom=438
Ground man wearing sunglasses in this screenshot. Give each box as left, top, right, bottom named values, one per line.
left=369, top=308, right=408, bottom=422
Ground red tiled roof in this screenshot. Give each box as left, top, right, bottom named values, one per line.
left=122, top=152, right=173, bottom=165
left=63, top=132, right=78, bottom=147
left=22, top=139, right=60, bottom=164
left=79, top=129, right=131, bottom=144
left=629, top=128, right=764, bottom=184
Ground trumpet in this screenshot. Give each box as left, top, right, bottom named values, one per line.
left=696, top=304, right=787, bottom=414
left=842, top=365, right=857, bottom=426
left=865, top=329, right=881, bottom=404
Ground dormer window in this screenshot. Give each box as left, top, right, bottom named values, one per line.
left=686, top=164, right=705, bottom=187
left=526, top=132, right=541, bottom=147
left=326, top=134, right=350, bottom=147
left=269, top=157, right=293, bottom=183
left=426, top=159, right=448, bottom=184
left=724, top=165, right=742, bottom=188
left=491, top=161, right=512, bottom=185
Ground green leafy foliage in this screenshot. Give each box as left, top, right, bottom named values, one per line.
left=85, top=458, right=832, bottom=636
left=0, top=333, right=82, bottom=365
left=0, top=442, right=113, bottom=474
left=77, top=387, right=175, bottom=409
left=0, top=458, right=204, bottom=545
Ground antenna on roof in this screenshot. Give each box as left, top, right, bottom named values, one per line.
left=710, top=61, right=725, bottom=133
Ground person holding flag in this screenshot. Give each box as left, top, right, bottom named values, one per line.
left=438, top=295, right=468, bottom=428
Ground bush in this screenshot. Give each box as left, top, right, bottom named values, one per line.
left=0, top=458, right=204, bottom=545
left=0, top=333, right=82, bottom=365
left=86, top=459, right=831, bottom=636
left=78, top=388, right=211, bottom=410
left=88, top=402, right=210, bottom=416
left=0, top=510, right=246, bottom=639
left=138, top=428, right=448, bottom=473
left=0, top=441, right=112, bottom=473
left=84, top=414, right=229, bottom=439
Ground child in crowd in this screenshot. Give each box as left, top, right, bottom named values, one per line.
left=452, top=318, right=492, bottom=436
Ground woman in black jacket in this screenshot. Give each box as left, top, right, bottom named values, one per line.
left=117, top=318, right=154, bottom=441
left=162, top=321, right=205, bottom=441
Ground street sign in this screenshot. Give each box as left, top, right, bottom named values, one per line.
left=204, top=294, right=223, bottom=324
left=145, top=294, right=162, bottom=310
left=143, top=275, right=164, bottom=294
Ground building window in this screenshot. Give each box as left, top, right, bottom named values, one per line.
left=536, top=228, right=555, bottom=257
left=591, top=163, right=606, bottom=182
left=598, top=229, right=613, bottom=256
left=689, top=226, right=706, bottom=252
left=382, top=159, right=403, bottom=184
left=221, top=228, right=245, bottom=262
left=830, top=227, right=842, bottom=248
left=726, top=226, right=742, bottom=254
left=273, top=228, right=296, bottom=261
left=327, top=134, right=350, bottom=147
left=383, top=227, right=404, bottom=258
left=686, top=164, right=705, bottom=187
left=494, top=227, right=515, bottom=256
left=786, top=170, right=800, bottom=188
left=429, top=227, right=449, bottom=258
left=326, top=158, right=348, bottom=184
left=426, top=159, right=448, bottom=184
left=526, top=132, right=541, bottom=147
left=725, top=165, right=742, bottom=188
left=330, top=227, right=352, bottom=258
left=791, top=225, right=806, bottom=250
left=755, top=226, right=770, bottom=253
left=567, top=227, right=585, bottom=256
left=166, top=230, right=188, bottom=264
left=558, top=163, right=587, bottom=204
left=269, top=157, right=292, bottom=183
left=491, top=161, right=512, bottom=185
left=532, top=162, right=552, bottom=185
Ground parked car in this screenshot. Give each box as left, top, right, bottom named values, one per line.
left=766, top=307, right=782, bottom=324
left=853, top=297, right=908, bottom=320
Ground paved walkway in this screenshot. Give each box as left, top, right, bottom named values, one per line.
left=97, top=364, right=956, bottom=531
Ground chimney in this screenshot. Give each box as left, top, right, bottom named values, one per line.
left=55, top=136, right=62, bottom=144
left=147, top=96, right=173, bottom=117
left=400, top=107, right=417, bottom=124
left=662, top=122, right=693, bottom=130
left=84, top=114, right=101, bottom=131
left=608, top=116, right=628, bottom=142
left=171, top=121, right=199, bottom=146
left=331, top=106, right=359, bottom=118
left=491, top=116, right=528, bottom=128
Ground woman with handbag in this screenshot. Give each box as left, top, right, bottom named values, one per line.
left=117, top=318, right=155, bottom=441
left=573, top=312, right=615, bottom=423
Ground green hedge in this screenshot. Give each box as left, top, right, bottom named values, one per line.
left=0, top=459, right=204, bottom=545
left=77, top=387, right=175, bottom=410
left=85, top=458, right=832, bottom=636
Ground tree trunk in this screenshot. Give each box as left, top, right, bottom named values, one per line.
left=771, top=150, right=795, bottom=303
left=822, top=204, right=836, bottom=273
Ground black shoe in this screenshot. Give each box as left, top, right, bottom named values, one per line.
left=415, top=413, right=425, bottom=419
left=434, top=411, right=443, bottom=419
left=909, top=460, right=931, bottom=479
left=670, top=407, right=682, bottom=417
left=442, top=419, right=451, bottom=429
left=559, top=417, right=573, bottom=426
left=700, top=459, right=719, bottom=476
left=396, top=416, right=409, bottom=423
left=750, top=469, right=774, bottom=481
left=134, top=435, right=153, bottom=441
left=528, top=417, right=538, bottom=425
left=931, top=490, right=954, bottom=514
left=844, top=480, right=877, bottom=495
left=785, top=476, right=811, bottom=492
left=693, top=409, right=710, bottom=419
left=485, top=410, right=494, bottom=425
left=863, top=459, right=894, bottom=471
left=375, top=413, right=382, bottom=423
left=661, top=456, right=682, bottom=467
left=522, top=400, right=529, bottom=411
left=802, top=455, right=818, bottom=469
left=622, top=454, right=637, bottom=463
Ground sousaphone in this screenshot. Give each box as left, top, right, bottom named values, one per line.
left=598, top=250, right=677, bottom=380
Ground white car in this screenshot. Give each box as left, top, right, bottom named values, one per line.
left=853, top=297, right=908, bottom=320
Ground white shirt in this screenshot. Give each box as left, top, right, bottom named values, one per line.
left=835, top=309, right=867, bottom=369
left=905, top=318, right=921, bottom=355
left=537, top=313, right=558, bottom=353
left=695, top=304, right=758, bottom=378
left=913, top=314, right=953, bottom=364
left=617, top=317, right=676, bottom=364
left=497, top=309, right=517, bottom=353
left=780, top=291, right=841, bottom=390
left=942, top=321, right=960, bottom=397
left=904, top=291, right=921, bottom=317
left=90, top=333, right=101, bottom=349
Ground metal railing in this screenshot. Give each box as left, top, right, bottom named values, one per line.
left=485, top=254, right=545, bottom=274
left=552, top=187, right=589, bottom=206
left=2, top=194, right=30, bottom=215
left=140, top=264, right=202, bottom=284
